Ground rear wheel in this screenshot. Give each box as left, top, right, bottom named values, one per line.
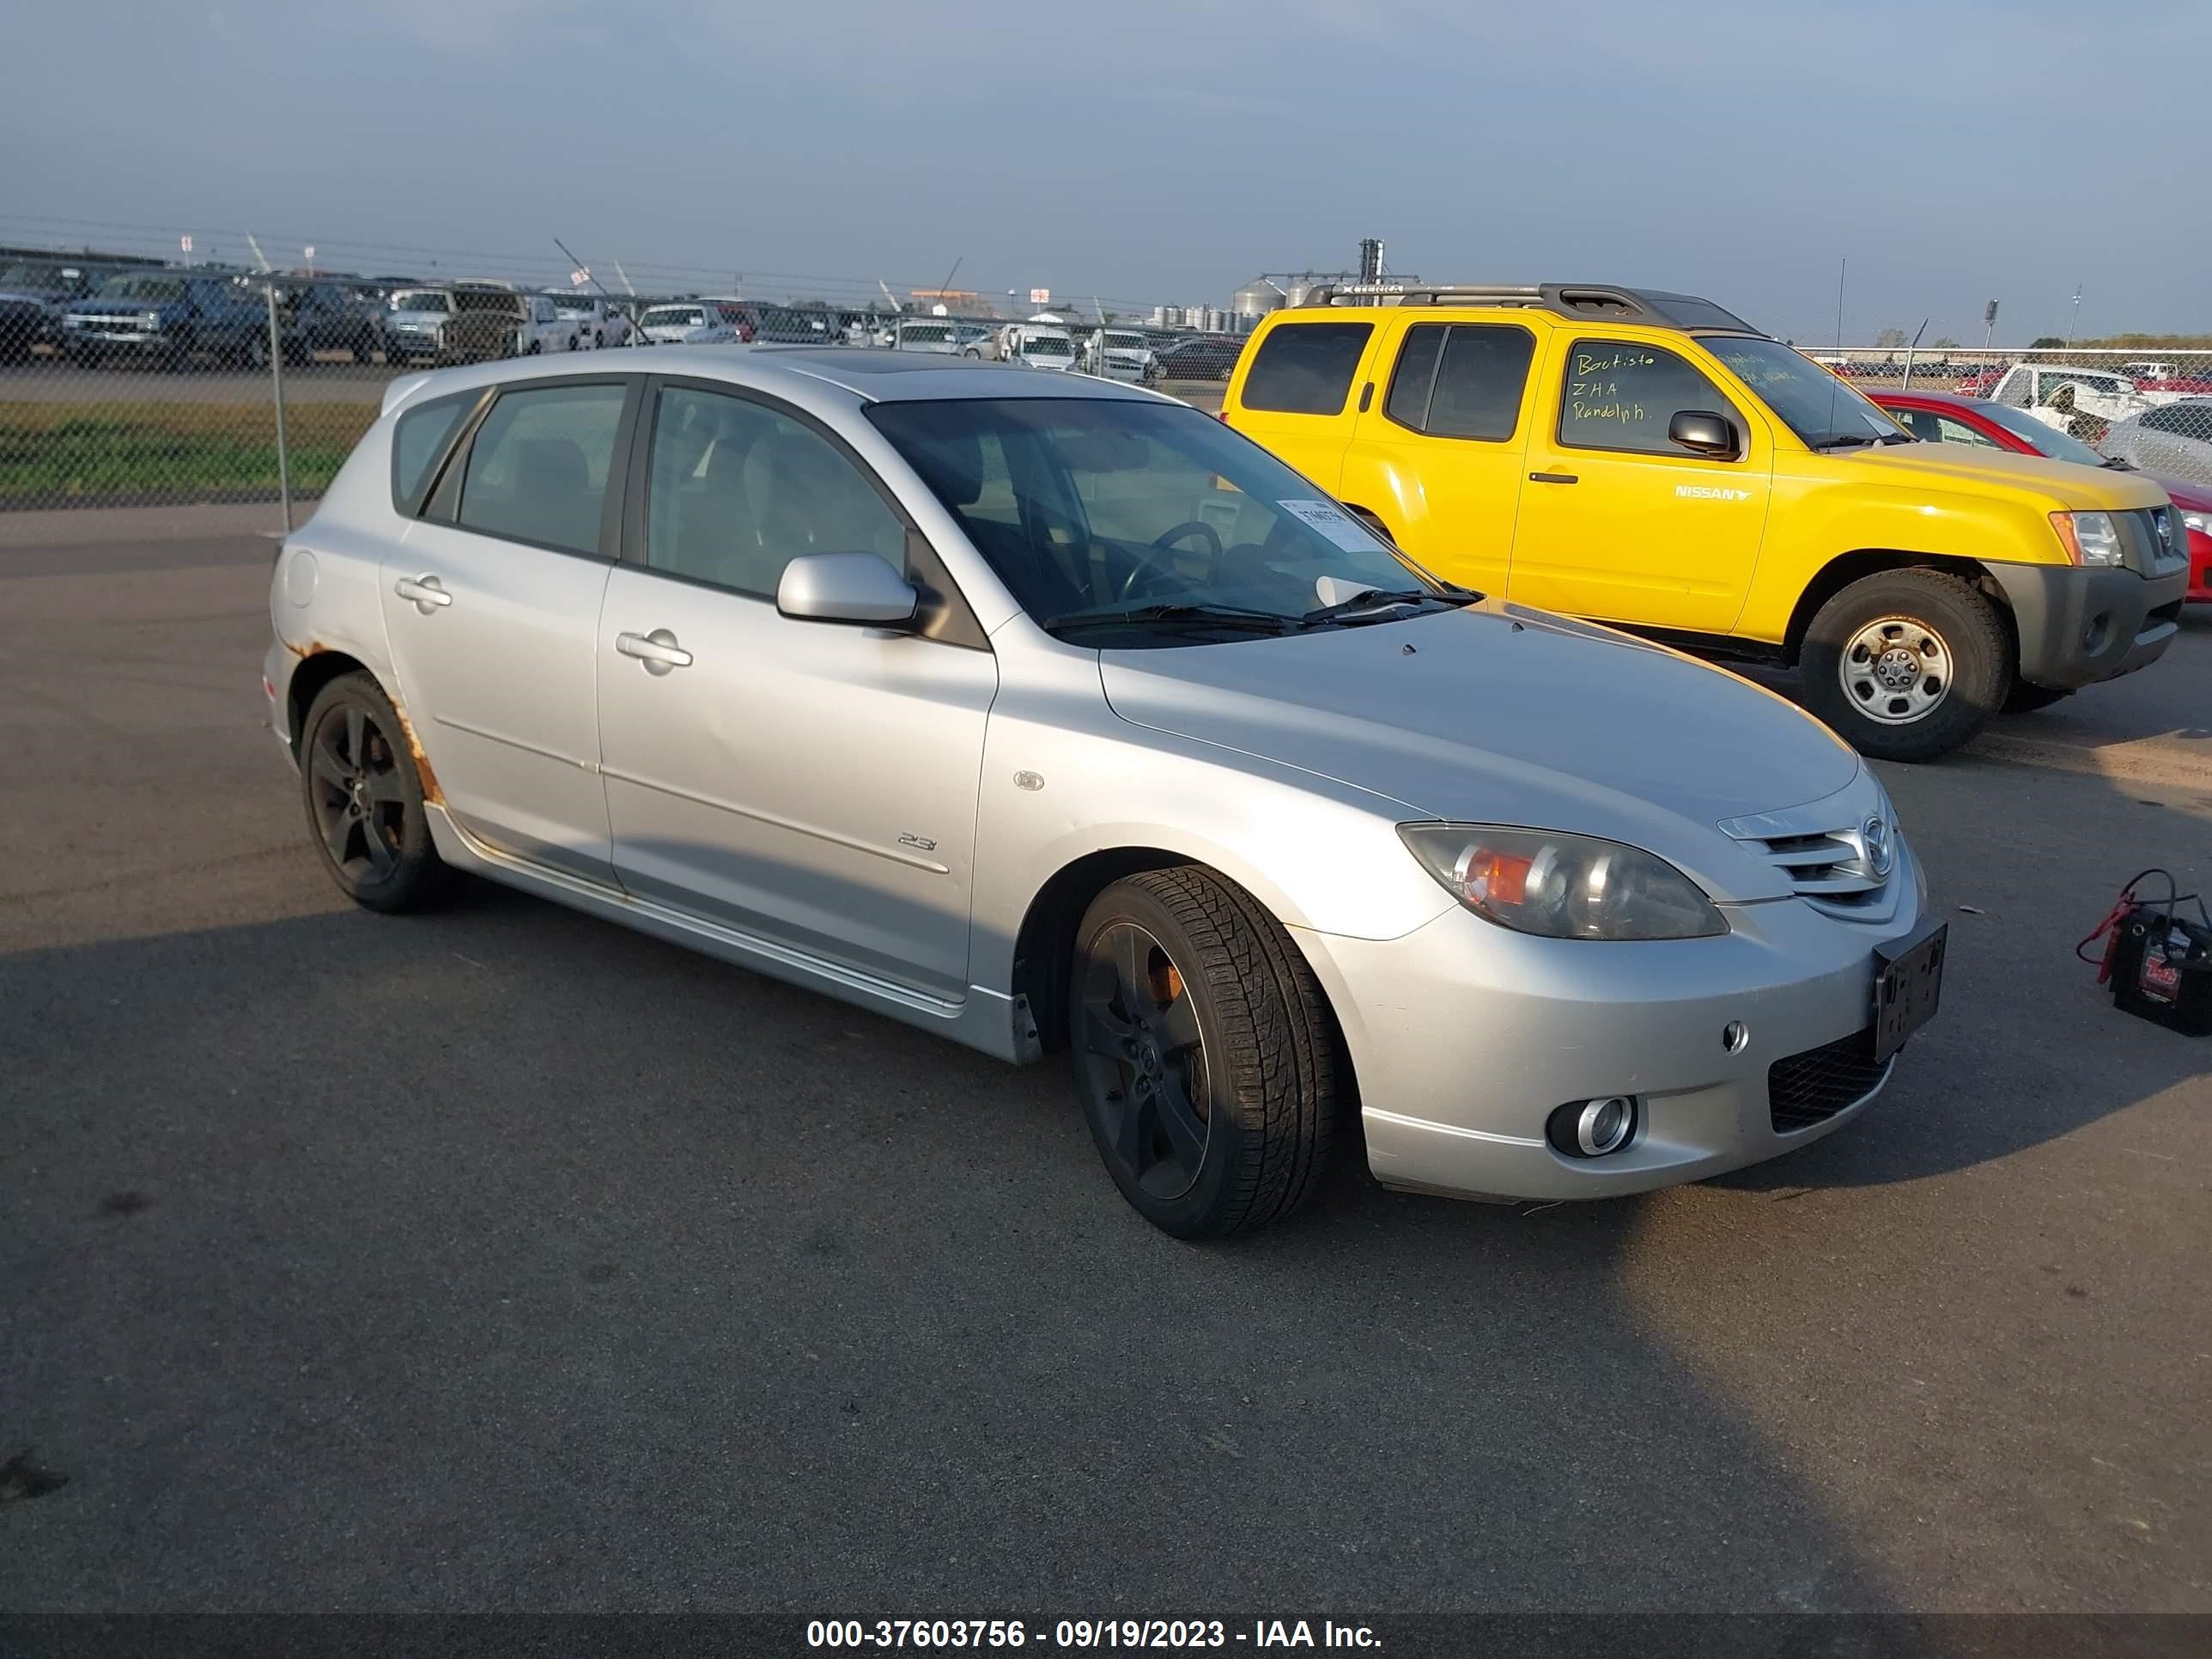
left=1069, top=868, right=1336, bottom=1237
left=299, top=673, right=447, bottom=913
left=1800, top=568, right=2010, bottom=762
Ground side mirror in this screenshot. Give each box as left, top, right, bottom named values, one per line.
left=776, top=552, right=918, bottom=627
left=1668, top=410, right=1739, bottom=459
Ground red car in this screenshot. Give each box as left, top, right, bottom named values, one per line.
left=1875, top=390, right=2211, bottom=603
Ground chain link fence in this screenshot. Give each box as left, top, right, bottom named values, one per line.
left=7, top=218, right=2209, bottom=514
left=1813, top=346, right=2212, bottom=488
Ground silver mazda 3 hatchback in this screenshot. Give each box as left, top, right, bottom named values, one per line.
left=264, top=347, right=1942, bottom=1237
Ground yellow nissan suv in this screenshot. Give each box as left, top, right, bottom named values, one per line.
left=1224, top=283, right=2188, bottom=760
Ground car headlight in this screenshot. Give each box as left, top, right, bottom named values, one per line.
left=140, top=310, right=161, bottom=328
left=2182, top=508, right=2209, bottom=537
left=1397, top=823, right=1728, bottom=941
left=2050, top=510, right=2125, bottom=568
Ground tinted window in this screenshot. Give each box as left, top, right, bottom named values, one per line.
left=645, top=386, right=903, bottom=598
left=1384, top=325, right=1444, bottom=428
left=1558, top=340, right=1732, bottom=455
left=391, top=392, right=474, bottom=514
left=1241, top=322, right=1371, bottom=415
left=455, top=382, right=627, bottom=554
left=1426, top=325, right=1534, bottom=440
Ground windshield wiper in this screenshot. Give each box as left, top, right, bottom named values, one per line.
left=1810, top=433, right=1880, bottom=451
left=1299, top=584, right=1478, bottom=628
left=1043, top=602, right=1296, bottom=636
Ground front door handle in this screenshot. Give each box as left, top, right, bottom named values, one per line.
left=394, top=574, right=452, bottom=612
left=1528, top=471, right=1580, bottom=485
left=616, top=628, right=694, bottom=674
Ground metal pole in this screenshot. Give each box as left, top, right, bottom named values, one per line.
left=264, top=279, right=293, bottom=534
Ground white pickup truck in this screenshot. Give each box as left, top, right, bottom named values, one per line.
left=1984, top=362, right=2153, bottom=439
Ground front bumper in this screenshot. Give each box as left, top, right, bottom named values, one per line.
left=63, top=325, right=175, bottom=354
left=1295, top=848, right=1928, bottom=1203
left=1986, top=560, right=2187, bottom=690
left=2187, top=529, right=2211, bottom=604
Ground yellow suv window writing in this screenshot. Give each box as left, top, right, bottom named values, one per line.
left=1558, top=340, right=1732, bottom=456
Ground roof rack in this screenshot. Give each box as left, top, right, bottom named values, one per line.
left=1298, top=283, right=1761, bottom=335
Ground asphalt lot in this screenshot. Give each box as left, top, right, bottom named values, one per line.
left=2, top=530, right=2208, bottom=1618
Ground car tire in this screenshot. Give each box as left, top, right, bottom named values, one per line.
left=299, top=672, right=449, bottom=914
left=1068, top=867, right=1336, bottom=1237
left=2002, top=681, right=2074, bottom=714
left=593, top=330, right=605, bottom=349
left=1800, top=567, right=2010, bottom=762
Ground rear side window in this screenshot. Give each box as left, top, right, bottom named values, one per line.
left=1383, top=324, right=1534, bottom=441
left=1558, top=340, right=1734, bottom=456
left=390, top=392, right=474, bottom=515
left=1241, top=322, right=1372, bottom=415
left=455, top=382, right=628, bottom=555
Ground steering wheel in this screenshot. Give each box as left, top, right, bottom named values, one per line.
left=1150, top=520, right=1223, bottom=558
left=1110, top=520, right=1227, bottom=605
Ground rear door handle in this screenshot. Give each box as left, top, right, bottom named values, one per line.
left=394, top=574, right=452, bottom=611
left=1528, top=471, right=1579, bottom=485
left=616, top=629, right=693, bottom=674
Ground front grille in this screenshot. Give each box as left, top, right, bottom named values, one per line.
left=1768, top=1029, right=1893, bottom=1133
left=2121, top=507, right=2189, bottom=577
left=1740, top=828, right=1892, bottom=915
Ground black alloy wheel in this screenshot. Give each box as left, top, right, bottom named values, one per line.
left=299, top=673, right=446, bottom=911
left=1076, top=921, right=1212, bottom=1203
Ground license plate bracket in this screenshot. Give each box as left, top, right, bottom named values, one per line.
left=1873, top=919, right=1948, bottom=1062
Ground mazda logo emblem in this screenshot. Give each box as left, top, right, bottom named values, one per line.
left=1862, top=814, right=1894, bottom=878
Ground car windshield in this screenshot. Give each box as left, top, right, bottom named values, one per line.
left=453, top=289, right=523, bottom=316
left=1973, top=399, right=2108, bottom=466
left=867, top=398, right=1449, bottom=641
left=1026, top=337, right=1072, bottom=356
left=1, top=263, right=73, bottom=293
left=392, top=292, right=451, bottom=312
left=1704, top=335, right=1903, bottom=447
left=552, top=297, right=593, bottom=314
left=645, top=307, right=705, bottom=329
left=1103, top=334, right=1146, bottom=350
left=98, top=274, right=186, bottom=301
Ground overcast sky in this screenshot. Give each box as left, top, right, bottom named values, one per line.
left=5, top=0, right=2204, bottom=342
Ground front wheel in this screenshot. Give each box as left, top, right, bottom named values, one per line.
left=1069, top=868, right=1336, bottom=1237
left=1799, top=568, right=2011, bottom=762
left=299, top=673, right=448, bottom=913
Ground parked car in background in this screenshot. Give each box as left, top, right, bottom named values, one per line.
left=1976, top=362, right=2153, bottom=441
left=0, top=260, right=97, bottom=362
left=272, top=279, right=384, bottom=364
left=1227, top=283, right=2186, bottom=760
left=1877, top=389, right=2210, bottom=612
left=385, top=288, right=458, bottom=366
left=637, top=301, right=740, bottom=345
left=2123, top=362, right=2212, bottom=401
left=551, top=292, right=631, bottom=349
left=1000, top=320, right=1078, bottom=370
left=264, top=346, right=1939, bottom=1237
left=2100, top=399, right=2212, bottom=497
left=1144, top=335, right=1245, bottom=383
left=895, top=318, right=993, bottom=356
left=441, top=284, right=573, bottom=362
left=1084, top=326, right=1157, bottom=382
left=61, top=270, right=269, bottom=369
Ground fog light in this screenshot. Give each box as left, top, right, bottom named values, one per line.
left=1547, top=1096, right=1638, bottom=1158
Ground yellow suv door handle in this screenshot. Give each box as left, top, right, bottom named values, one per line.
left=1528, top=471, right=1579, bottom=485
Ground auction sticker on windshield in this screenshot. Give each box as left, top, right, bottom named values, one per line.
left=1278, top=500, right=1388, bottom=551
